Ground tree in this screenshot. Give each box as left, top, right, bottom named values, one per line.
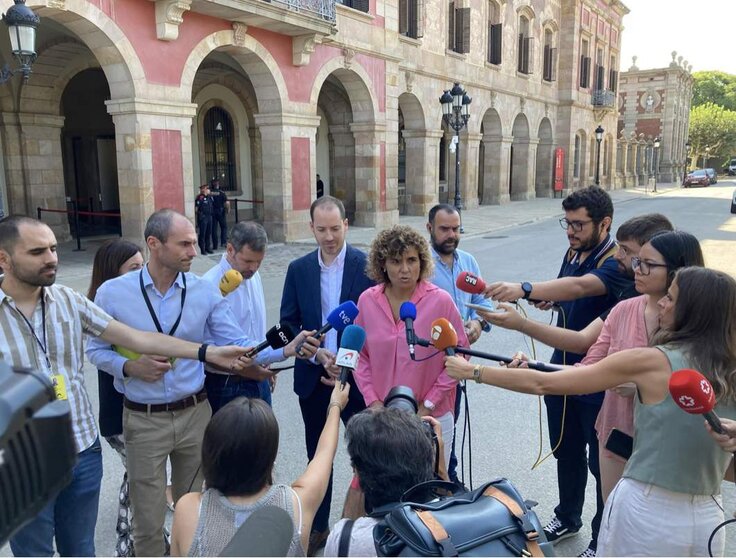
left=692, top=71, right=736, bottom=112
left=688, top=102, right=736, bottom=168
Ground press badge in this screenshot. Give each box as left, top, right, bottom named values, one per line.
left=51, top=373, right=68, bottom=401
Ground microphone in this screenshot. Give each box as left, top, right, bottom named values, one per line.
left=430, top=318, right=458, bottom=356
left=456, top=271, right=485, bottom=295
left=669, top=368, right=725, bottom=435
left=295, top=301, right=359, bottom=355
left=336, top=324, right=367, bottom=386
left=400, top=301, right=417, bottom=359
left=219, top=269, right=243, bottom=296
left=245, top=323, right=297, bottom=358
left=219, top=505, right=294, bottom=557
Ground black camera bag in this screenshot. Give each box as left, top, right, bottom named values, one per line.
left=373, top=478, right=554, bottom=557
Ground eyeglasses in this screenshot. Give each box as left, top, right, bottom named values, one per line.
left=631, top=257, right=668, bottom=276
left=559, top=218, right=593, bottom=232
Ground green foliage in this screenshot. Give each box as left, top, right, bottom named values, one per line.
left=692, top=71, right=736, bottom=111
left=688, top=102, right=736, bottom=167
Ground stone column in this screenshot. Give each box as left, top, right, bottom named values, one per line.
left=350, top=122, right=397, bottom=228
left=0, top=113, right=67, bottom=238
left=401, top=129, right=443, bottom=216
left=460, top=132, right=482, bottom=209
left=480, top=134, right=513, bottom=205
left=106, top=98, right=197, bottom=241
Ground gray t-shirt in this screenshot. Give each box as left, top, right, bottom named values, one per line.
left=325, top=517, right=379, bottom=557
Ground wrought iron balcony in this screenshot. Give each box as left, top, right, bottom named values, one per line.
left=592, top=89, right=616, bottom=108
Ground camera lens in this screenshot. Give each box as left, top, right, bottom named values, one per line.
left=384, top=385, right=418, bottom=414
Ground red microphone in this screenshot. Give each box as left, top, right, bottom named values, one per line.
left=668, top=368, right=724, bottom=434
left=430, top=318, right=458, bottom=356
left=456, top=271, right=486, bottom=295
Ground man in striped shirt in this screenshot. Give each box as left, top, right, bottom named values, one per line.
left=0, top=216, right=251, bottom=557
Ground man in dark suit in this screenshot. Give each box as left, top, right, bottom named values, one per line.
left=280, top=196, right=373, bottom=555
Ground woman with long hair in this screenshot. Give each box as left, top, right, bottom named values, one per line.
left=170, top=383, right=350, bottom=556
left=88, top=239, right=144, bottom=557
left=445, top=266, right=736, bottom=556
left=353, top=225, right=468, bottom=468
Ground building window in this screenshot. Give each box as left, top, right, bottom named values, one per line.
left=337, top=0, right=369, bottom=13
left=204, top=106, right=236, bottom=192
left=399, top=0, right=421, bottom=38
left=579, top=38, right=590, bottom=88
left=448, top=1, right=470, bottom=53
left=608, top=55, right=618, bottom=92
left=573, top=134, right=581, bottom=178
left=595, top=47, right=605, bottom=90
left=543, top=28, right=557, bottom=82
left=517, top=15, right=532, bottom=74
left=487, top=0, right=502, bottom=65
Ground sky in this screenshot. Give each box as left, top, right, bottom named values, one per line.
left=619, top=0, right=734, bottom=75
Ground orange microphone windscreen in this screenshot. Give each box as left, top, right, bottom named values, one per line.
left=430, top=318, right=458, bottom=352
left=668, top=368, right=716, bottom=414
left=456, top=271, right=486, bottom=295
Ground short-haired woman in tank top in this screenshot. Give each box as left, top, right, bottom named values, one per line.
left=444, top=267, right=736, bottom=557
left=170, top=382, right=351, bottom=556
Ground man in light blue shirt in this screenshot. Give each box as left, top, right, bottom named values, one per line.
left=87, top=209, right=317, bottom=556
left=427, top=203, right=492, bottom=485
left=201, top=221, right=303, bottom=411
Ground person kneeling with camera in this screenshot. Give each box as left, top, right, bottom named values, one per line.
left=325, top=386, right=448, bottom=557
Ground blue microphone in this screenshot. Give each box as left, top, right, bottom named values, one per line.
left=336, top=324, right=367, bottom=386
left=295, top=301, right=359, bottom=356
left=400, top=301, right=417, bottom=359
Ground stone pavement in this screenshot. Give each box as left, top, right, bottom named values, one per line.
left=52, top=182, right=682, bottom=293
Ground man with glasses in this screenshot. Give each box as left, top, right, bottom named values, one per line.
left=484, top=186, right=633, bottom=557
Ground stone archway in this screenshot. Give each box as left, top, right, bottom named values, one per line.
left=535, top=117, right=554, bottom=197
left=398, top=92, right=429, bottom=216
left=510, top=113, right=531, bottom=200
left=478, top=108, right=505, bottom=204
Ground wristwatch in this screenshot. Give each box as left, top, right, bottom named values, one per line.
left=423, top=399, right=436, bottom=412
left=521, top=281, right=533, bottom=300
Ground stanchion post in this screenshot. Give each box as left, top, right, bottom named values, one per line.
left=234, top=198, right=240, bottom=223
left=71, top=200, right=83, bottom=252
left=36, top=207, right=41, bottom=220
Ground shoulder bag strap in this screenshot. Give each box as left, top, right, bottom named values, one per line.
left=416, top=510, right=458, bottom=557
left=338, top=519, right=355, bottom=557
left=483, top=486, right=544, bottom=557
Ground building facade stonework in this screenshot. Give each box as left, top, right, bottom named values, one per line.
left=616, top=52, right=693, bottom=186
left=0, top=0, right=628, bottom=241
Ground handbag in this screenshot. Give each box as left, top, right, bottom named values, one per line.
left=373, top=478, right=555, bottom=557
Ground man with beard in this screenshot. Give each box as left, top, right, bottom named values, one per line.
left=202, top=221, right=308, bottom=412
left=0, top=215, right=250, bottom=557
left=484, top=186, right=633, bottom=558
left=426, top=204, right=492, bottom=485
left=86, top=209, right=318, bottom=556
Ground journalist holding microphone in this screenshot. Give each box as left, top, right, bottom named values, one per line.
left=444, top=266, right=736, bottom=557
left=353, top=225, right=468, bottom=467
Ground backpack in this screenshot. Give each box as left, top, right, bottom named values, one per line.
left=370, top=479, right=555, bottom=557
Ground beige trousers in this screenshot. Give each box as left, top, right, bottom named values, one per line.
left=123, top=399, right=211, bottom=557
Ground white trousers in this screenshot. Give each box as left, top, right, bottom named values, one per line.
left=597, top=477, right=725, bottom=557
left=436, top=411, right=454, bottom=474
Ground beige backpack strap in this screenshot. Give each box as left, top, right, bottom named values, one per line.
left=483, top=486, right=544, bottom=557
left=416, top=510, right=458, bottom=556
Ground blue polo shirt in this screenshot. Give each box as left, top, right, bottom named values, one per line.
left=550, top=234, right=634, bottom=404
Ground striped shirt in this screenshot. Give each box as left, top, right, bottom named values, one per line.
left=0, top=282, right=112, bottom=453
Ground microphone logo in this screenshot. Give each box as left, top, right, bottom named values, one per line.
left=678, top=395, right=696, bottom=408
left=431, top=325, right=442, bottom=341
left=464, top=275, right=478, bottom=286
left=700, top=380, right=711, bottom=395
left=278, top=331, right=289, bottom=345
left=339, top=311, right=351, bottom=325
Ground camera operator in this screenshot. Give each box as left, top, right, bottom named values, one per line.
left=324, top=387, right=448, bottom=557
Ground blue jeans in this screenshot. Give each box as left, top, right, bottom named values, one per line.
left=205, top=372, right=271, bottom=414
left=10, top=437, right=103, bottom=557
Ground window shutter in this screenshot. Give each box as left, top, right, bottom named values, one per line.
left=489, top=23, right=502, bottom=64
left=609, top=69, right=618, bottom=92
left=543, top=44, right=550, bottom=80
left=456, top=7, right=471, bottom=53
left=351, top=0, right=369, bottom=13
left=414, top=0, right=424, bottom=38
left=399, top=0, right=408, bottom=34
left=550, top=47, right=557, bottom=81
left=448, top=2, right=455, bottom=50
left=580, top=56, right=591, bottom=88
left=517, top=33, right=524, bottom=72
left=521, top=36, right=533, bottom=74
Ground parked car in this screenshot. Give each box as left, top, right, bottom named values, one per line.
left=683, top=169, right=711, bottom=188
left=728, top=158, right=736, bottom=176
left=731, top=189, right=736, bottom=214
left=706, top=168, right=718, bottom=184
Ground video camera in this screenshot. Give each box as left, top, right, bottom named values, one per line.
left=384, top=386, right=439, bottom=470
left=0, top=361, right=77, bottom=546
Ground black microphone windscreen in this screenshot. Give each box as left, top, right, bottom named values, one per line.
left=219, top=505, right=294, bottom=557
left=265, top=323, right=297, bottom=350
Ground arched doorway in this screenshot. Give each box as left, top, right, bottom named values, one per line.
left=510, top=113, right=530, bottom=200
left=535, top=118, right=554, bottom=197
left=478, top=108, right=503, bottom=204
left=397, top=92, right=426, bottom=216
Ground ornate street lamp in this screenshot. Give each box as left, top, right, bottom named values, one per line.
left=594, top=125, right=604, bottom=186
left=653, top=136, right=661, bottom=192
left=440, top=82, right=471, bottom=232
left=0, top=0, right=40, bottom=84
left=683, top=140, right=690, bottom=184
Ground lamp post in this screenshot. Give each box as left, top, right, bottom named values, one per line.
left=594, top=125, right=604, bottom=186
left=0, top=0, right=40, bottom=84
left=683, top=140, right=690, bottom=184
left=440, top=82, right=471, bottom=232
left=652, top=136, right=660, bottom=192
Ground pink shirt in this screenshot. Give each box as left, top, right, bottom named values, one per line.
left=354, top=281, right=468, bottom=418
left=581, top=295, right=649, bottom=461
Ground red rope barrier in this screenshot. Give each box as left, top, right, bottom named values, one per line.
left=37, top=207, right=121, bottom=218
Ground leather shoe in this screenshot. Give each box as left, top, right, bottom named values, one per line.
left=307, top=528, right=329, bottom=557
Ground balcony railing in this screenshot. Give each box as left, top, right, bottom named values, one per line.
left=271, top=0, right=336, bottom=23
left=592, top=89, right=616, bottom=108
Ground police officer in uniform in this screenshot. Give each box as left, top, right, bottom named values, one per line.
left=210, top=178, right=230, bottom=250
left=195, top=184, right=214, bottom=255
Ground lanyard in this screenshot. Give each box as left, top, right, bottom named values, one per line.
left=138, top=271, right=187, bottom=335
left=15, top=290, right=51, bottom=369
